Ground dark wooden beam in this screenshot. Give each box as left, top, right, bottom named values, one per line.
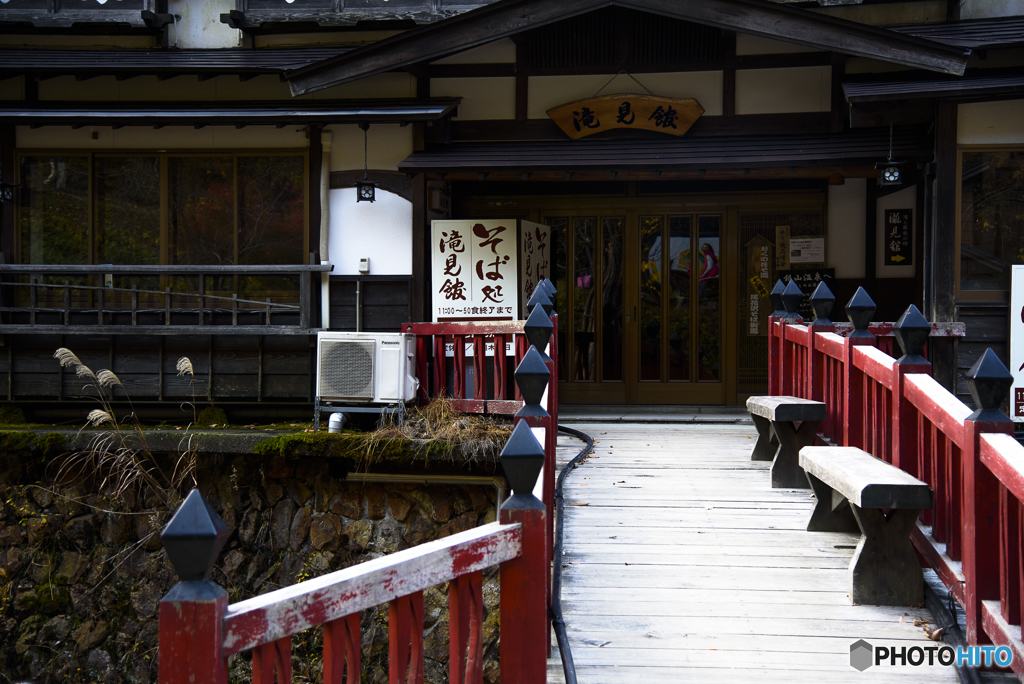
left=830, top=52, right=846, bottom=133
left=411, top=174, right=428, bottom=323
left=865, top=178, right=877, bottom=286
left=427, top=64, right=517, bottom=78
left=931, top=100, right=957, bottom=393
left=429, top=111, right=833, bottom=143
left=722, top=30, right=737, bottom=117
left=308, top=124, right=323, bottom=270
left=515, top=40, right=528, bottom=122
left=286, top=0, right=968, bottom=95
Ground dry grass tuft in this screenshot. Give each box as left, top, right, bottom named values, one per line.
left=355, top=397, right=511, bottom=468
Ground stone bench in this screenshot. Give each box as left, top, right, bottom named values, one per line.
left=800, top=446, right=933, bottom=606
left=745, top=396, right=825, bottom=489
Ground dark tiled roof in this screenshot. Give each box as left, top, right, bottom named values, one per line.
left=890, top=17, right=1024, bottom=49
left=0, top=47, right=350, bottom=75
left=398, top=127, right=933, bottom=172
left=844, top=71, right=1024, bottom=103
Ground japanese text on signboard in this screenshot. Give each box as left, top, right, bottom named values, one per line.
left=884, top=209, right=913, bottom=265
left=520, top=220, right=551, bottom=318
left=432, top=220, right=518, bottom=322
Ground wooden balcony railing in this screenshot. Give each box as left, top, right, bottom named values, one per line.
left=0, top=262, right=332, bottom=335
left=769, top=280, right=1024, bottom=678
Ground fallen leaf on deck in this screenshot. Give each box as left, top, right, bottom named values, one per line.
left=570, top=502, right=589, bottom=506
left=898, top=616, right=905, bottom=623
left=927, top=628, right=944, bottom=641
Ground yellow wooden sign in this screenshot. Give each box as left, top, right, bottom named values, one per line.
left=547, top=94, right=704, bottom=140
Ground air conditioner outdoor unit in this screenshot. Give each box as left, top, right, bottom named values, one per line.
left=316, top=331, right=418, bottom=404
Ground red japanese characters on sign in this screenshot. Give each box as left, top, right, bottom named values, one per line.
left=432, top=220, right=519, bottom=322
left=519, top=220, right=551, bottom=318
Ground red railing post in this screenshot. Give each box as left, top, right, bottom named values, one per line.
left=498, top=421, right=549, bottom=684
left=158, top=489, right=231, bottom=684
left=961, top=349, right=1015, bottom=645
left=842, top=287, right=877, bottom=449
left=891, top=306, right=932, bottom=476
left=768, top=315, right=781, bottom=396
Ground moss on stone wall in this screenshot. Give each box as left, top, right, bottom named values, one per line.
left=0, top=431, right=66, bottom=459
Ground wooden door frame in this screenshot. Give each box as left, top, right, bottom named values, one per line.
left=455, top=189, right=826, bottom=405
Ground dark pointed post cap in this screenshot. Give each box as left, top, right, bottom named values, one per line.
left=523, top=304, right=553, bottom=362
left=161, top=488, right=231, bottom=582
left=538, top=278, right=557, bottom=304
left=514, top=346, right=550, bottom=418
left=845, top=287, right=876, bottom=338
left=893, top=304, right=931, bottom=364
left=527, top=286, right=553, bottom=316
left=769, top=280, right=786, bottom=317
left=499, top=421, right=546, bottom=510
left=965, top=348, right=1013, bottom=422
left=809, top=281, right=835, bottom=326
left=781, top=280, right=803, bottom=319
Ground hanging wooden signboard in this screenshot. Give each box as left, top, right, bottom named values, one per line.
left=547, top=94, right=704, bottom=140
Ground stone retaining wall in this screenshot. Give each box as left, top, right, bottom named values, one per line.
left=0, top=444, right=503, bottom=684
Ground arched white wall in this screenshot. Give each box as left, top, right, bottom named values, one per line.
left=327, top=188, right=412, bottom=276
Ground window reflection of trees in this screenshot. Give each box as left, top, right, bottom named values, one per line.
left=573, top=218, right=596, bottom=381
left=960, top=151, right=1024, bottom=291
left=602, top=217, right=624, bottom=382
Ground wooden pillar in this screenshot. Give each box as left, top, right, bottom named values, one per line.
left=308, top=125, right=323, bottom=327
left=411, top=173, right=428, bottom=323
left=932, top=100, right=958, bottom=391
left=0, top=124, right=15, bottom=261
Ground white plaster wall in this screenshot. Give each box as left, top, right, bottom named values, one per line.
left=735, top=66, right=831, bottom=115
left=527, top=72, right=723, bottom=119
left=168, top=0, right=239, bottom=49
left=430, top=78, right=516, bottom=120
left=960, top=0, right=1024, bottom=18
left=328, top=188, right=412, bottom=276
left=431, top=38, right=516, bottom=64
left=16, top=125, right=308, bottom=149
left=958, top=99, right=1024, bottom=145
left=735, top=35, right=822, bottom=56
left=327, top=124, right=413, bottom=172
left=828, top=179, right=867, bottom=279
left=876, top=185, right=917, bottom=279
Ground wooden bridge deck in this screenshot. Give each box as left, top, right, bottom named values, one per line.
left=547, top=422, right=961, bottom=683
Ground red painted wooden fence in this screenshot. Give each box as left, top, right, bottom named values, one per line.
left=160, top=291, right=560, bottom=684
left=770, top=302, right=1024, bottom=679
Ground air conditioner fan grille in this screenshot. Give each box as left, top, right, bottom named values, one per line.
left=319, top=339, right=375, bottom=399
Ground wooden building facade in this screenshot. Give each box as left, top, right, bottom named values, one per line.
left=0, top=0, right=1022, bottom=417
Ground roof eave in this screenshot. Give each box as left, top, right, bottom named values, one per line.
left=285, top=0, right=969, bottom=96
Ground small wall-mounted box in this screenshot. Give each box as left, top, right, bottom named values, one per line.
left=358, top=257, right=370, bottom=274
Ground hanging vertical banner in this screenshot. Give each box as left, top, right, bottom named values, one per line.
left=884, top=208, right=913, bottom=265
left=520, top=220, right=551, bottom=318
left=1010, top=266, right=1024, bottom=422
left=432, top=220, right=518, bottom=322
left=745, top=235, right=773, bottom=336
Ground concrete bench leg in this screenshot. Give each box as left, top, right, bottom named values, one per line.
left=750, top=414, right=777, bottom=462
left=849, top=505, right=923, bottom=606
left=805, top=473, right=860, bottom=533
left=770, top=420, right=820, bottom=489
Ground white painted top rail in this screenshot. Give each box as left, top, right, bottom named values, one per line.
left=222, top=522, right=522, bottom=656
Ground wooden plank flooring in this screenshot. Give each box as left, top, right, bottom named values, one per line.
left=547, top=423, right=961, bottom=683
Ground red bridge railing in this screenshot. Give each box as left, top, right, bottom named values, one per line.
left=157, top=281, right=561, bottom=684
left=769, top=280, right=1024, bottom=677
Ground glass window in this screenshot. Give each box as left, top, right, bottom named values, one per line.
left=238, top=156, right=306, bottom=297
left=95, top=156, right=161, bottom=266
left=169, top=156, right=235, bottom=268
left=960, top=150, right=1024, bottom=291
left=20, top=155, right=90, bottom=266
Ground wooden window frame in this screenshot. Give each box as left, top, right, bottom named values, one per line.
left=14, top=148, right=310, bottom=269
left=955, top=144, right=1024, bottom=303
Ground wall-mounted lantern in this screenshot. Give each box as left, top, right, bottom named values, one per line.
left=0, top=181, right=19, bottom=203
left=354, top=122, right=378, bottom=203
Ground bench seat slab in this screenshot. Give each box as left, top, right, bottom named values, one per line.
left=746, top=395, right=826, bottom=423
left=799, top=446, right=933, bottom=509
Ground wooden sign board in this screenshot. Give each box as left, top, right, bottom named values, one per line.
left=519, top=220, right=551, bottom=319
left=432, top=220, right=518, bottom=322
left=778, top=269, right=836, bottom=321
left=884, top=208, right=913, bottom=265
left=547, top=94, right=704, bottom=140
left=745, top=235, right=773, bottom=336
